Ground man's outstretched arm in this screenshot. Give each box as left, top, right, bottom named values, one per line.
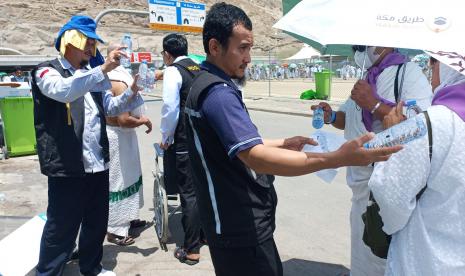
left=239, top=133, right=402, bottom=177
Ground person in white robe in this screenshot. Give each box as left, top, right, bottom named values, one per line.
left=105, top=43, right=152, bottom=245
left=312, top=46, right=432, bottom=276
left=369, top=53, right=465, bottom=276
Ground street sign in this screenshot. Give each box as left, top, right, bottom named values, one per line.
left=148, top=0, right=206, bottom=33
left=131, top=52, right=153, bottom=63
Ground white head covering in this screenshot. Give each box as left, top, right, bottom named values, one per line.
left=434, top=62, right=465, bottom=93
left=426, top=51, right=465, bottom=93
left=107, top=66, right=146, bottom=117
left=107, top=66, right=133, bottom=87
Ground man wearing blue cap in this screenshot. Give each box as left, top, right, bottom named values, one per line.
left=31, top=15, right=143, bottom=276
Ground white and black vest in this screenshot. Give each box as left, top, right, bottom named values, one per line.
left=31, top=58, right=109, bottom=177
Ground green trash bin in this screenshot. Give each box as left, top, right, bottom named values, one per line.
left=0, top=97, right=36, bottom=157
left=314, top=71, right=332, bottom=100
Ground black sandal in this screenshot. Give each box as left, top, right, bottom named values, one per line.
left=130, top=219, right=147, bottom=229
left=107, top=232, right=135, bottom=246
left=174, top=247, right=199, bottom=266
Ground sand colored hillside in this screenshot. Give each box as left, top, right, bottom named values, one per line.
left=0, top=0, right=301, bottom=57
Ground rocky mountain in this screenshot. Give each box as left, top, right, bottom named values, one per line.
left=0, top=0, right=301, bottom=58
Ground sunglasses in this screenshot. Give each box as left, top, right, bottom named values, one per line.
left=352, top=45, right=367, bottom=52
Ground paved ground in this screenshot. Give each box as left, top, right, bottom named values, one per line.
left=1, top=96, right=353, bottom=276
left=148, top=78, right=350, bottom=117
left=242, top=79, right=357, bottom=101
left=150, top=77, right=357, bottom=101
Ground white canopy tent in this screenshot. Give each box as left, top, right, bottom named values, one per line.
left=285, top=44, right=321, bottom=60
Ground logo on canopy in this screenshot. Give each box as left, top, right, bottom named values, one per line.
left=427, top=16, right=451, bottom=33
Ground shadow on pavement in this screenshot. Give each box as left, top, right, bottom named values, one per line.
left=51, top=246, right=159, bottom=275
left=129, top=220, right=155, bottom=239
left=102, top=244, right=159, bottom=270
left=59, top=225, right=159, bottom=275
left=283, top=258, right=349, bottom=276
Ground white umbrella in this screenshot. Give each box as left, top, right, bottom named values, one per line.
left=273, top=0, right=462, bottom=53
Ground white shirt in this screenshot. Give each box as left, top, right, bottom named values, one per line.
left=160, top=56, right=187, bottom=145
left=338, top=61, right=432, bottom=276
left=369, top=105, right=465, bottom=276
left=35, top=57, right=144, bottom=173
left=339, top=61, right=432, bottom=188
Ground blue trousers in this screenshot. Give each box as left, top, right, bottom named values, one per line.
left=36, top=170, right=109, bottom=276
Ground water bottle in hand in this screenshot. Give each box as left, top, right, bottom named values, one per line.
left=364, top=115, right=427, bottom=149
left=312, top=107, right=325, bottom=129
left=146, top=68, right=155, bottom=92
left=120, top=33, right=132, bottom=68
left=405, top=99, right=422, bottom=118
left=137, top=60, right=148, bottom=89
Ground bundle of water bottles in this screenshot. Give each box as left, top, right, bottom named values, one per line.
left=312, top=100, right=427, bottom=148
left=364, top=100, right=426, bottom=149
left=136, top=61, right=156, bottom=93
left=120, top=33, right=155, bottom=93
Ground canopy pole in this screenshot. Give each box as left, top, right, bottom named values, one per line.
left=268, top=48, right=271, bottom=97
left=329, top=54, right=333, bottom=100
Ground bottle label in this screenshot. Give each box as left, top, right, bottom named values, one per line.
left=312, top=108, right=324, bottom=129
left=364, top=115, right=427, bottom=149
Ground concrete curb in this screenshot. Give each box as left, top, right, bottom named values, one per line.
left=142, top=94, right=344, bottom=118
left=246, top=106, right=311, bottom=117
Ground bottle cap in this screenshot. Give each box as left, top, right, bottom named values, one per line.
left=405, top=99, right=417, bottom=106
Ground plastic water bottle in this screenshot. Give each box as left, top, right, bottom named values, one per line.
left=312, top=107, right=324, bottom=129
left=137, top=60, right=148, bottom=89
left=146, top=68, right=155, bottom=92
left=120, top=33, right=132, bottom=68
left=364, top=115, right=427, bottom=149
left=405, top=99, right=422, bottom=118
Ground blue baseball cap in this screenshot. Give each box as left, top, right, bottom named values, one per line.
left=54, top=15, right=104, bottom=51
left=55, top=15, right=105, bottom=68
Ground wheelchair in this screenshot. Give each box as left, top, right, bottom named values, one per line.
left=152, top=143, right=181, bottom=251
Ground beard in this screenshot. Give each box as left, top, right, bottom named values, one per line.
left=231, top=64, right=248, bottom=87
left=234, top=75, right=247, bottom=87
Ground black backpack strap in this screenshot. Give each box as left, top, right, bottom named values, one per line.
left=394, top=63, right=406, bottom=103
left=186, top=71, right=227, bottom=111
left=424, top=111, right=433, bottom=162
left=416, top=110, right=433, bottom=200
left=369, top=111, right=433, bottom=202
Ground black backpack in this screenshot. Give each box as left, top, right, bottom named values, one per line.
left=361, top=110, right=433, bottom=259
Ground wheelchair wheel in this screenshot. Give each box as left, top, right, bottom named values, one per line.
left=153, top=156, right=169, bottom=251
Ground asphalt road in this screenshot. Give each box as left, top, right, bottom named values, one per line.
left=95, top=98, right=353, bottom=275
left=2, top=97, right=353, bottom=275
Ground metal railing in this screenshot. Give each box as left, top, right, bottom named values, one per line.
left=95, top=9, right=149, bottom=25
